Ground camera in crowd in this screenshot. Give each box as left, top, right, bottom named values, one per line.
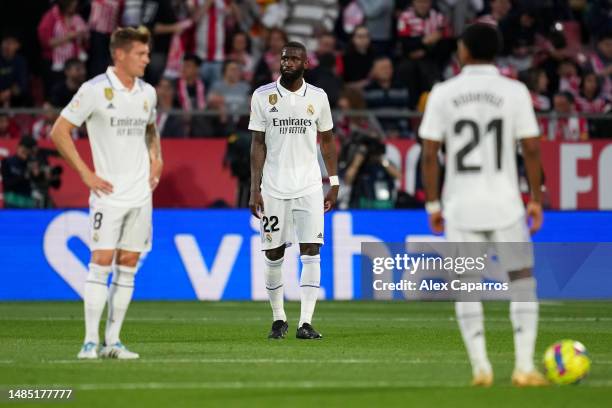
left=10, top=136, right=63, bottom=208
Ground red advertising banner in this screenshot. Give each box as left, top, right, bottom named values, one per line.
left=0, top=139, right=610, bottom=209
left=0, top=139, right=237, bottom=208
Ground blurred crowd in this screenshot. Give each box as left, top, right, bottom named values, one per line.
left=0, top=0, right=611, bottom=208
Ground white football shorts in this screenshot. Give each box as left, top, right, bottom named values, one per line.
left=445, top=217, right=534, bottom=272
left=260, top=189, right=324, bottom=250
left=89, top=199, right=153, bottom=252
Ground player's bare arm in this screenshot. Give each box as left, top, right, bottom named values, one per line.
left=146, top=122, right=163, bottom=191
left=521, top=137, right=543, bottom=234
left=421, top=139, right=443, bottom=234
left=50, top=116, right=113, bottom=197
left=320, top=129, right=339, bottom=212
left=249, top=131, right=266, bottom=218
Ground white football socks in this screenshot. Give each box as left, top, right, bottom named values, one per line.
left=455, top=301, right=492, bottom=376
left=510, top=277, right=539, bottom=373
left=83, top=263, right=111, bottom=344
left=264, top=255, right=286, bottom=322
left=105, top=265, right=137, bottom=345
left=299, top=254, right=321, bottom=327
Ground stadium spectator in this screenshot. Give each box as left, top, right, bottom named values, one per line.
left=363, top=57, right=411, bottom=138
left=501, top=7, right=537, bottom=56
left=308, top=32, right=343, bottom=77
left=475, top=0, right=511, bottom=27
left=306, top=53, right=342, bottom=107
left=576, top=72, right=610, bottom=114
left=87, top=0, right=124, bottom=77
left=498, top=38, right=534, bottom=74
left=557, top=58, right=581, bottom=97
left=436, top=0, right=484, bottom=36
left=49, top=58, right=87, bottom=108
left=0, top=34, right=30, bottom=107
left=226, top=31, right=255, bottom=83
left=584, top=32, right=612, bottom=101
left=335, top=86, right=369, bottom=143
left=177, top=53, right=209, bottom=136
left=37, top=0, right=88, bottom=95
left=188, top=0, right=241, bottom=87
left=0, top=114, right=20, bottom=139
left=1, top=136, right=36, bottom=208
left=355, top=0, right=394, bottom=56
left=545, top=91, right=588, bottom=141
left=156, top=78, right=187, bottom=137
left=342, top=25, right=375, bottom=88
left=32, top=102, right=59, bottom=141
left=177, top=54, right=206, bottom=111
left=146, top=0, right=185, bottom=85
left=396, top=0, right=454, bottom=106
left=280, top=0, right=339, bottom=52
left=209, top=60, right=251, bottom=114
left=195, top=92, right=231, bottom=137
left=252, top=28, right=287, bottom=89
left=576, top=72, right=612, bottom=139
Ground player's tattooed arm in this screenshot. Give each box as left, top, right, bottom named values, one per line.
left=521, top=137, right=543, bottom=233
left=50, top=116, right=113, bottom=197
left=320, top=129, right=339, bottom=212
left=249, top=131, right=266, bottom=218
left=421, top=139, right=444, bottom=234
left=146, top=123, right=163, bottom=191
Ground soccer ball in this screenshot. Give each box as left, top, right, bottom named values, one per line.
left=543, top=339, right=591, bottom=385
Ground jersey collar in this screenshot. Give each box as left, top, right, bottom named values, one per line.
left=461, top=64, right=499, bottom=76
left=105, top=66, right=143, bottom=94
left=276, top=78, right=308, bottom=97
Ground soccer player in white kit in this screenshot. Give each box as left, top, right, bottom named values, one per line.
left=249, top=41, right=339, bottom=340
left=51, top=27, right=162, bottom=359
left=420, top=24, right=548, bottom=386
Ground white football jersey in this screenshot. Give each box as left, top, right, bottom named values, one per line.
left=61, top=67, right=157, bottom=208
left=419, top=65, right=540, bottom=230
left=248, top=78, right=333, bottom=199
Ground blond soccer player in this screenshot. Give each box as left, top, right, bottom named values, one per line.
left=51, top=27, right=162, bottom=359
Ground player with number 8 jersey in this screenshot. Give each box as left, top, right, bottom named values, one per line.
left=51, top=27, right=162, bottom=360
left=249, top=41, right=339, bottom=340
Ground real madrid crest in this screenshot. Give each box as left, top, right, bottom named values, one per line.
left=307, top=104, right=314, bottom=116
left=269, top=94, right=278, bottom=105
left=93, top=232, right=99, bottom=243
left=265, top=233, right=273, bottom=243
left=104, top=87, right=114, bottom=101
left=144, top=100, right=149, bottom=112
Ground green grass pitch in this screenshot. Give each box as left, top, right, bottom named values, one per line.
left=1, top=301, right=611, bottom=407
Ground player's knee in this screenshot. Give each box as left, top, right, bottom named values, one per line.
left=508, top=268, right=533, bottom=281
left=265, top=246, right=285, bottom=261
left=88, top=263, right=112, bottom=284
left=91, top=250, right=114, bottom=266
left=113, top=265, right=137, bottom=286
left=299, top=244, right=320, bottom=256
left=117, top=251, right=141, bottom=268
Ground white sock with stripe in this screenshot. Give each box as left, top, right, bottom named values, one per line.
left=84, top=263, right=111, bottom=344
left=105, top=265, right=137, bottom=345
left=510, top=277, right=539, bottom=373
left=299, top=254, right=321, bottom=327
left=455, top=301, right=492, bottom=376
left=264, top=255, right=286, bottom=322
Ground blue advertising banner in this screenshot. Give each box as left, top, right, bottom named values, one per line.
left=0, top=210, right=611, bottom=300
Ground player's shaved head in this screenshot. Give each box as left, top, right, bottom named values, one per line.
left=459, top=24, right=502, bottom=63
left=282, top=41, right=307, bottom=57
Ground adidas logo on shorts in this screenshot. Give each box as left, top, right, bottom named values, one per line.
left=317, top=232, right=323, bottom=239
